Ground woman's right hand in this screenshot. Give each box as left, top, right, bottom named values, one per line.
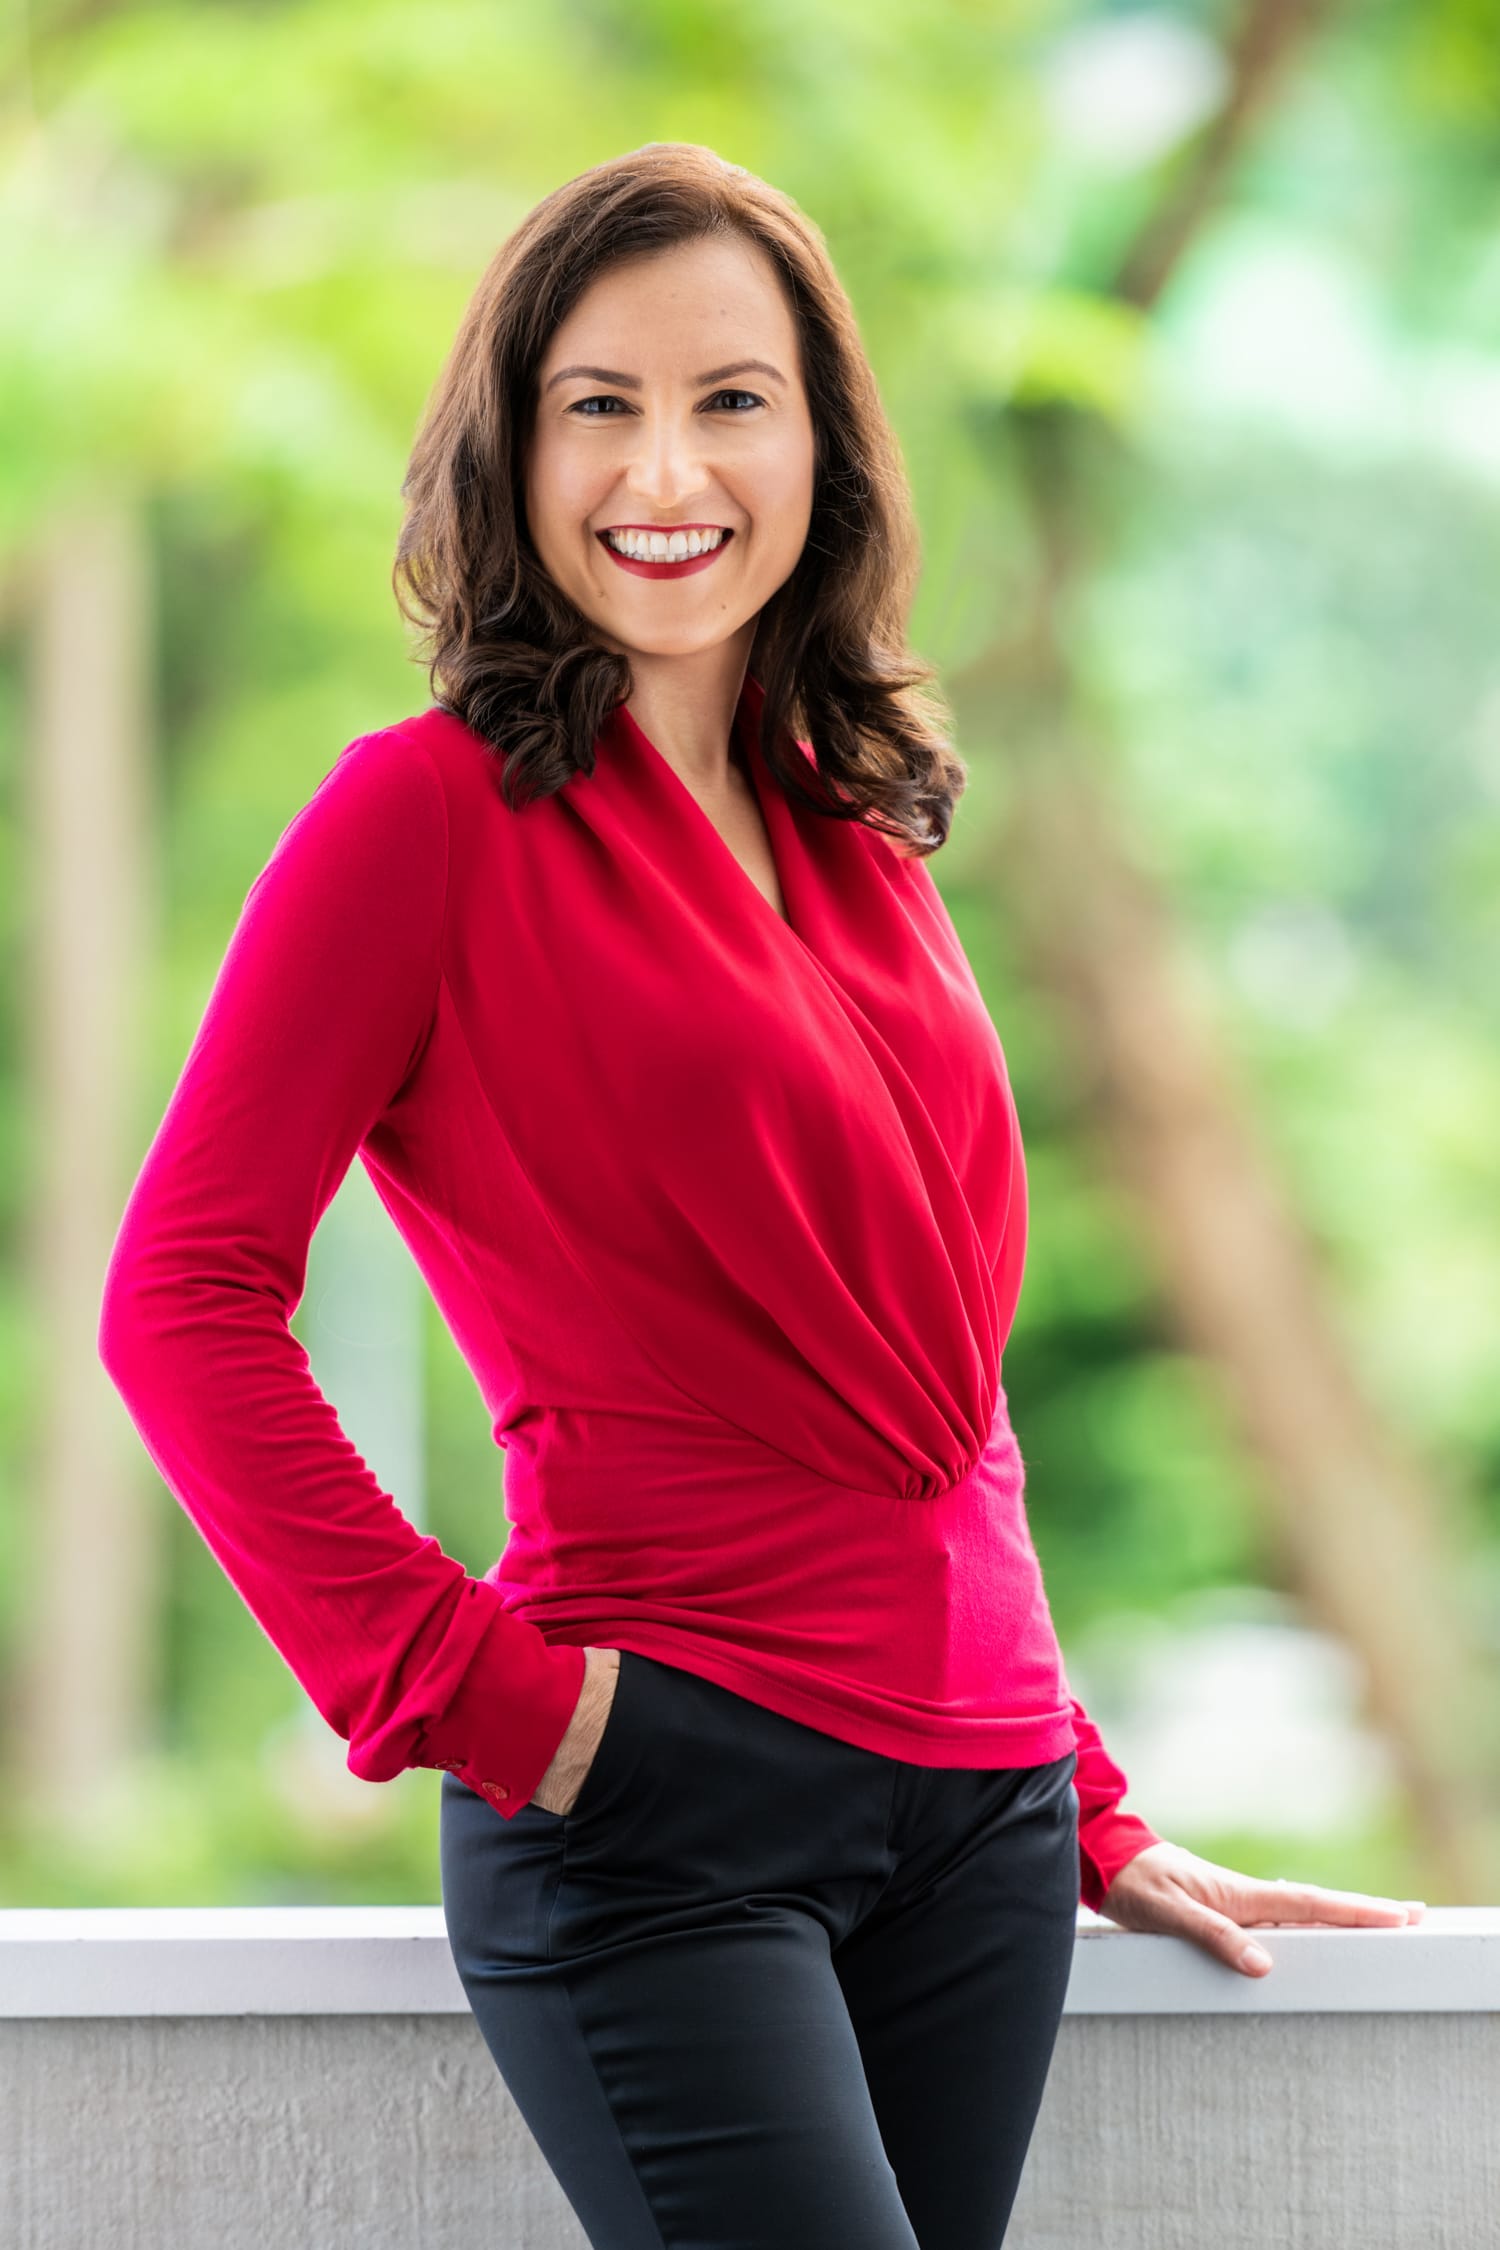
left=529, top=1645, right=621, bottom=1816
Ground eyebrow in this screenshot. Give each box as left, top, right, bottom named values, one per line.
left=543, top=358, right=789, bottom=395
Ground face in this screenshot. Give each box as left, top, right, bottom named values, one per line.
left=525, top=234, right=817, bottom=665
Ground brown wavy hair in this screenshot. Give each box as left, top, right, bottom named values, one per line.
left=392, top=142, right=967, bottom=855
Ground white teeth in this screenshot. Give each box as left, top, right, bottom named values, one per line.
left=604, top=526, right=727, bottom=559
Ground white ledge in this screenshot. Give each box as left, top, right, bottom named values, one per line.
left=1, top=1906, right=1494, bottom=2019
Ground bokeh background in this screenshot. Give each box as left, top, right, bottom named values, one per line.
left=3, top=0, right=1498, bottom=1908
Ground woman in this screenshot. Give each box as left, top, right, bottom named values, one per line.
left=99, top=144, right=1423, bottom=2250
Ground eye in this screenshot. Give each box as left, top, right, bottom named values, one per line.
left=565, top=389, right=766, bottom=417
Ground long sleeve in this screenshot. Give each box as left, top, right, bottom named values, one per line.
left=1066, top=1682, right=1164, bottom=1913
left=97, top=727, right=586, bottom=1811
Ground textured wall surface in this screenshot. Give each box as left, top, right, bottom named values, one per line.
left=3, top=2010, right=1496, bottom=2249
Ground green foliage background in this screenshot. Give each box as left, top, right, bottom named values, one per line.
left=1, top=0, right=1496, bottom=1904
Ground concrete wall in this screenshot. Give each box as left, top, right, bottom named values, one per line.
left=4, top=1908, right=1496, bottom=2248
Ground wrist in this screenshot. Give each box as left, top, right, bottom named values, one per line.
left=539, top=1646, right=617, bottom=1795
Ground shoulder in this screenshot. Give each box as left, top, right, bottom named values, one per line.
left=303, top=704, right=513, bottom=852
left=381, top=704, right=504, bottom=795
left=320, top=711, right=464, bottom=807
left=783, top=732, right=932, bottom=880
left=250, top=719, right=450, bottom=919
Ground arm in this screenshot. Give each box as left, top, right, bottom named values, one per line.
left=97, top=727, right=585, bottom=1810
left=1065, top=1681, right=1164, bottom=1914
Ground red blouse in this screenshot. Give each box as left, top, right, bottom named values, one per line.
left=98, top=669, right=1162, bottom=1911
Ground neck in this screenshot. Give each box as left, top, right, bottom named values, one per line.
left=615, top=630, right=758, bottom=791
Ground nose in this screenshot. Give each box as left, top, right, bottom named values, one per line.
left=619, top=408, right=716, bottom=512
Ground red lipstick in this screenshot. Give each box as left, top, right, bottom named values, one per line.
left=596, top=529, right=735, bottom=580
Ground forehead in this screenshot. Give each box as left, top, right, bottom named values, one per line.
left=540, top=237, right=797, bottom=364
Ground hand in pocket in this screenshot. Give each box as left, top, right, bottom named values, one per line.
left=529, top=1646, right=622, bottom=1816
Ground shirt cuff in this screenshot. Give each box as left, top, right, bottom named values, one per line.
left=1078, top=1806, right=1165, bottom=1915
left=412, top=1625, right=588, bottom=1815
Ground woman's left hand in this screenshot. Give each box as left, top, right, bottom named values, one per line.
left=1098, top=1840, right=1426, bottom=1975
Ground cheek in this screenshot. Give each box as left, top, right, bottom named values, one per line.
left=755, top=466, right=814, bottom=562
left=526, top=444, right=592, bottom=547
left=762, top=440, right=815, bottom=532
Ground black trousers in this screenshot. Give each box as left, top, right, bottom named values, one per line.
left=439, top=1649, right=1080, bottom=2250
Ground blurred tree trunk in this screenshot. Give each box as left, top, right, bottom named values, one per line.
left=951, top=0, right=1500, bottom=1898
left=7, top=490, right=164, bottom=1831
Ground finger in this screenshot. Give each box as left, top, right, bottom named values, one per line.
left=1255, top=1882, right=1419, bottom=1926
left=1171, top=1897, right=1276, bottom=1976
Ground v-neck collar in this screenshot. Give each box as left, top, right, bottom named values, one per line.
left=607, top=671, right=805, bottom=943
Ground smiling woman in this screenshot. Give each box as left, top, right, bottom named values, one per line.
left=102, top=142, right=1176, bottom=2250
left=523, top=234, right=816, bottom=749
left=519, top=227, right=821, bottom=896
left=392, top=144, right=967, bottom=853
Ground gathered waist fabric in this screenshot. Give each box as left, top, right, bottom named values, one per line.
left=484, top=1376, right=1078, bottom=1771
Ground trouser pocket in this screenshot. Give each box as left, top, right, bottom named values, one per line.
left=523, top=1647, right=642, bottom=1829
left=544, top=1654, right=893, bottom=1961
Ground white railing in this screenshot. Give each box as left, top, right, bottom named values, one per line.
left=3, top=1906, right=1497, bottom=2247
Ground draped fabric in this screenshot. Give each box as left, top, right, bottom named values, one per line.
left=446, top=674, right=1014, bottom=1503
left=98, top=668, right=1161, bottom=1911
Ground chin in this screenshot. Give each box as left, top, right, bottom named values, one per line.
left=597, top=621, right=746, bottom=661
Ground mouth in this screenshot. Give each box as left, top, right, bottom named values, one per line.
left=595, top=527, right=735, bottom=580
